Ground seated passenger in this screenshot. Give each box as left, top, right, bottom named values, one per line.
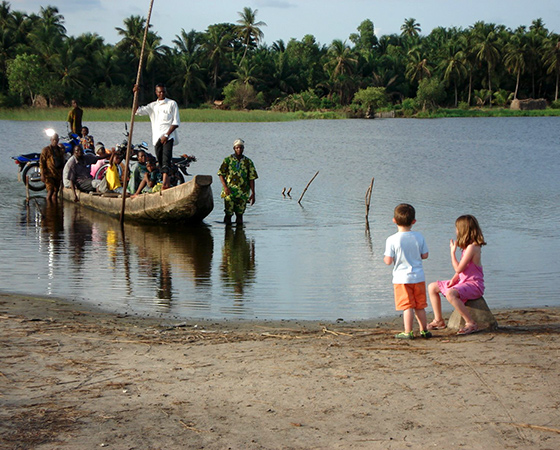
left=63, top=145, right=101, bottom=202
left=80, top=126, right=95, bottom=151
left=103, top=149, right=127, bottom=194
left=90, top=142, right=111, bottom=177
left=128, top=150, right=148, bottom=194
left=131, top=158, right=162, bottom=197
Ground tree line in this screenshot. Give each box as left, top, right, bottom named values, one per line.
left=1, top=2, right=559, bottom=114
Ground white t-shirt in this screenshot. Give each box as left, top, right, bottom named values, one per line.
left=136, top=97, right=180, bottom=146
left=384, top=231, right=428, bottom=284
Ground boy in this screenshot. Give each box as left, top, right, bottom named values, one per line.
left=131, top=158, right=162, bottom=197
left=384, top=203, right=431, bottom=339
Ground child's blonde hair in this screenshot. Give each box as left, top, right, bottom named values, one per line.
left=455, top=215, right=486, bottom=249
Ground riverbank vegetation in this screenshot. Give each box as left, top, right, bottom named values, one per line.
left=0, top=3, right=559, bottom=119
left=0, top=107, right=345, bottom=122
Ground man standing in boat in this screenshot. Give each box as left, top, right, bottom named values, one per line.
left=134, top=83, right=180, bottom=190
left=67, top=99, right=83, bottom=135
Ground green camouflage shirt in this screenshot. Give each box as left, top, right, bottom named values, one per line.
left=218, top=155, right=258, bottom=200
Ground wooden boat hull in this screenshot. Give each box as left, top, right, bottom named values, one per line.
left=62, top=175, right=213, bottom=223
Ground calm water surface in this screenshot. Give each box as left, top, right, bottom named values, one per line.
left=1, top=118, right=558, bottom=320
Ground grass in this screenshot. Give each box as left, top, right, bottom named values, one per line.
left=414, top=107, right=560, bottom=118
left=0, top=107, right=347, bottom=122
left=1, top=106, right=559, bottom=122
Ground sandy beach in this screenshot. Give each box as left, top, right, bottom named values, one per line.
left=1, top=293, right=559, bottom=449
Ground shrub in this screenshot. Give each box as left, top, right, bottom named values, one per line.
left=401, top=98, right=417, bottom=117
left=458, top=101, right=470, bottom=110
left=416, top=78, right=445, bottom=111
left=551, top=99, right=560, bottom=109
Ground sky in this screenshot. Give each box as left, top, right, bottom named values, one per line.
left=12, top=0, right=560, bottom=48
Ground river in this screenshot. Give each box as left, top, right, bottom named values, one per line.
left=0, top=117, right=558, bottom=320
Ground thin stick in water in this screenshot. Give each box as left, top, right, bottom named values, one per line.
left=298, top=171, right=319, bottom=204
left=365, top=177, right=374, bottom=220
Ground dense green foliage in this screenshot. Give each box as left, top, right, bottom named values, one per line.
left=1, top=2, right=559, bottom=114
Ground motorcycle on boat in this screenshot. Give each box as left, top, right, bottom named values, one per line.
left=12, top=129, right=80, bottom=192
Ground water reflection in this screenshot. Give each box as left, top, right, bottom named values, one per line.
left=221, top=225, right=256, bottom=301
left=26, top=200, right=215, bottom=312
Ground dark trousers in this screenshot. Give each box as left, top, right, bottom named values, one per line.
left=155, top=138, right=174, bottom=174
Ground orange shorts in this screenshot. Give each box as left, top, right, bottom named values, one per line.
left=393, top=282, right=427, bottom=311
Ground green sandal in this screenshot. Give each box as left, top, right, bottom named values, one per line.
left=395, top=331, right=414, bottom=340
left=420, top=330, right=432, bottom=339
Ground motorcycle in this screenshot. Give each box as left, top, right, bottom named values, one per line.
left=11, top=129, right=80, bottom=192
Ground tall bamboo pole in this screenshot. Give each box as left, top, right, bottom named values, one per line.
left=120, top=0, right=155, bottom=226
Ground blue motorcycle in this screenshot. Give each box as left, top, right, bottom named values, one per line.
left=11, top=130, right=80, bottom=192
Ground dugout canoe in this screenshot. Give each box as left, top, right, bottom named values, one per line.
left=61, top=175, right=213, bottom=223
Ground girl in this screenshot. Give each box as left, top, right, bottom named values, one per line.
left=427, top=215, right=486, bottom=335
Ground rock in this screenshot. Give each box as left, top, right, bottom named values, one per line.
left=447, top=297, right=498, bottom=331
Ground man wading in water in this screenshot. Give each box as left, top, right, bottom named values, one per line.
left=218, top=139, right=258, bottom=225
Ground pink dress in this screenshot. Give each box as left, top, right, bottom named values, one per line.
left=437, top=254, right=484, bottom=302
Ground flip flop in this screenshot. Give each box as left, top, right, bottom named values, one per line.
left=427, top=320, right=447, bottom=330
left=457, top=324, right=479, bottom=335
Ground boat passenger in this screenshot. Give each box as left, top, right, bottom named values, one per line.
left=80, top=126, right=95, bottom=151
left=63, top=145, right=101, bottom=202
left=102, top=149, right=127, bottom=194
left=128, top=150, right=148, bottom=194
left=131, top=158, right=163, bottom=198
left=90, top=142, right=110, bottom=177
left=67, top=99, right=83, bottom=135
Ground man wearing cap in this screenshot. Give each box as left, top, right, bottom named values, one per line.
left=218, top=139, right=258, bottom=225
left=134, top=83, right=180, bottom=189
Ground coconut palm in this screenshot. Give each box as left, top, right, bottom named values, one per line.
left=324, top=40, right=358, bottom=104
left=203, top=25, right=234, bottom=92
left=236, top=7, right=266, bottom=62
left=471, top=22, right=501, bottom=106
left=438, top=40, right=467, bottom=106
left=172, top=29, right=206, bottom=105
left=401, top=18, right=421, bottom=39
left=504, top=32, right=528, bottom=100
left=542, top=34, right=560, bottom=101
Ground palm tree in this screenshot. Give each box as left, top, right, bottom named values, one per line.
left=438, top=40, right=467, bottom=106
left=324, top=40, right=358, bottom=104
left=116, top=15, right=146, bottom=61
left=236, top=7, right=266, bottom=62
left=203, top=25, right=234, bottom=92
left=471, top=22, right=501, bottom=106
left=401, top=18, right=421, bottom=39
left=172, top=29, right=206, bottom=105
left=405, top=46, right=431, bottom=84
left=504, top=32, right=528, bottom=100
left=542, top=34, right=560, bottom=101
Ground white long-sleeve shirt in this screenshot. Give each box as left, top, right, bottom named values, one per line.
left=136, top=97, right=180, bottom=146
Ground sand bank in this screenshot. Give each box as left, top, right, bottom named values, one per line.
left=1, top=293, right=559, bottom=449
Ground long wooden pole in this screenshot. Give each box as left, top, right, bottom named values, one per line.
left=120, top=0, right=155, bottom=226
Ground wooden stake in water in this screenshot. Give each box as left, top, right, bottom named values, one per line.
left=298, top=171, right=319, bottom=204
left=25, top=175, right=30, bottom=203
left=365, top=177, right=374, bottom=220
